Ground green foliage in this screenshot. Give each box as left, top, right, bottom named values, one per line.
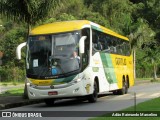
left=129, top=18, right=155, bottom=49
left=136, top=49, right=153, bottom=78
left=85, top=0, right=133, bottom=34
left=1, top=27, right=26, bottom=66
left=0, top=65, right=26, bottom=82
left=57, top=13, right=76, bottom=21
left=79, top=10, right=109, bottom=27
left=133, top=0, right=160, bottom=45
left=53, top=0, right=84, bottom=18
left=0, top=21, right=26, bottom=82
left=37, top=13, right=76, bottom=26
left=0, top=0, right=60, bottom=25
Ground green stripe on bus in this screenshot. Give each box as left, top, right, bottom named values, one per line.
left=51, top=75, right=76, bottom=85
left=91, top=25, right=103, bottom=32
left=100, top=53, right=117, bottom=84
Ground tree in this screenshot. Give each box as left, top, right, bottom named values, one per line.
left=52, top=0, right=84, bottom=18
left=0, top=20, right=26, bottom=82
left=132, top=0, right=160, bottom=44
left=0, top=0, right=61, bottom=98
left=143, top=43, right=160, bottom=80
left=130, top=0, right=160, bottom=78
left=128, top=18, right=155, bottom=79
left=0, top=0, right=60, bottom=35
left=84, top=0, right=133, bottom=34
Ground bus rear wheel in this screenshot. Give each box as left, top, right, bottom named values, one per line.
left=87, top=82, right=98, bottom=103
left=44, top=98, right=55, bottom=106
left=125, top=80, right=129, bottom=94
left=118, top=80, right=128, bottom=95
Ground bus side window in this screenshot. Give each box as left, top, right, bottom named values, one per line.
left=99, top=33, right=106, bottom=51
left=121, top=41, right=125, bottom=56
left=109, top=36, right=116, bottom=54
left=112, top=38, right=117, bottom=54
left=119, top=39, right=124, bottom=55
left=92, top=30, right=102, bottom=53
left=81, top=28, right=90, bottom=69
left=116, top=39, right=122, bottom=55
left=125, top=42, right=131, bottom=56
left=104, top=35, right=112, bottom=53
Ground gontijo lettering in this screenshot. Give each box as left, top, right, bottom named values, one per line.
left=115, top=58, right=126, bottom=65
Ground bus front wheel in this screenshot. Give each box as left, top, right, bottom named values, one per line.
left=44, top=98, right=55, bottom=106
left=87, top=82, right=98, bottom=103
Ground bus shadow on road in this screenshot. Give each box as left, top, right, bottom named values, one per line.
left=98, top=92, right=113, bottom=98
left=35, top=93, right=114, bottom=108
left=35, top=93, right=113, bottom=108
left=36, top=98, right=89, bottom=108
left=34, top=92, right=153, bottom=108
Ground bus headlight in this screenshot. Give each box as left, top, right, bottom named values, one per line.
left=69, top=78, right=81, bottom=85
left=69, top=75, right=85, bottom=85
left=26, top=78, right=31, bottom=86
left=26, top=78, right=37, bottom=88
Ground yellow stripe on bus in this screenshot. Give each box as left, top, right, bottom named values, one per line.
left=29, top=78, right=54, bottom=86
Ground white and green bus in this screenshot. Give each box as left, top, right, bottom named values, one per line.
left=17, top=20, right=134, bottom=105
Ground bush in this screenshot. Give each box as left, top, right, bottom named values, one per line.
left=0, top=66, right=25, bottom=82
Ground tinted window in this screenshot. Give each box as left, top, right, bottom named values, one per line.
left=92, top=29, right=131, bottom=56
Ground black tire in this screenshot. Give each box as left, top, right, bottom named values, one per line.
left=113, top=90, right=118, bottom=95
left=125, top=80, right=128, bottom=94
left=88, top=82, right=98, bottom=103
left=117, top=80, right=126, bottom=95
left=44, top=99, right=55, bottom=106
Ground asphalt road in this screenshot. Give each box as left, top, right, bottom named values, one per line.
left=1, top=82, right=160, bottom=120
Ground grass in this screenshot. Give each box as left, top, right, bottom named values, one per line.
left=0, top=88, right=24, bottom=97
left=90, top=97, right=160, bottom=120
left=136, top=78, right=160, bottom=81
left=135, top=78, right=152, bottom=81
left=136, top=78, right=160, bottom=84
left=123, top=97, right=160, bottom=111
left=0, top=81, right=24, bottom=86
left=150, top=78, right=160, bottom=83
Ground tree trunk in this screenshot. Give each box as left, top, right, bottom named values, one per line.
left=153, top=64, right=157, bottom=80
left=27, top=23, right=31, bottom=40
left=151, top=58, right=157, bottom=80
left=133, top=49, right=136, bottom=79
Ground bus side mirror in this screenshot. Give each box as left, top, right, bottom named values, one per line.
left=79, top=36, right=87, bottom=54
left=16, top=42, right=26, bottom=60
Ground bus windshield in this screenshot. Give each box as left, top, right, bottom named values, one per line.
left=26, top=31, right=80, bottom=79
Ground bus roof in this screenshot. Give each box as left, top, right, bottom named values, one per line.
left=30, top=20, right=128, bottom=40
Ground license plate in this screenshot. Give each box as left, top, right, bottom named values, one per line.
left=48, top=91, right=58, bottom=95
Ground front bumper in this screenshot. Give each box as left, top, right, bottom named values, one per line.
left=27, top=80, right=87, bottom=99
